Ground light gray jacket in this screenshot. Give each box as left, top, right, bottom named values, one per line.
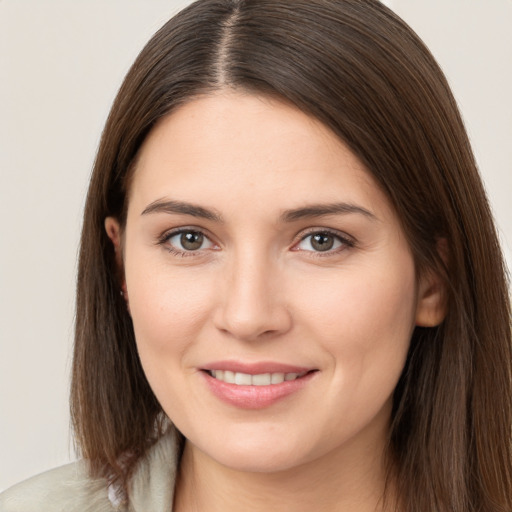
left=0, top=431, right=178, bottom=512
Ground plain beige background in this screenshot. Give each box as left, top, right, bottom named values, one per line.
left=1, top=0, right=511, bottom=492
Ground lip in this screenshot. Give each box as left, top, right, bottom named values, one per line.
left=200, top=361, right=317, bottom=409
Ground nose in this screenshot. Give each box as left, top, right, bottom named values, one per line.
left=213, top=250, right=292, bottom=341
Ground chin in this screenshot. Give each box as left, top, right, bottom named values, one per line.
left=185, top=422, right=314, bottom=474
left=211, top=445, right=308, bottom=474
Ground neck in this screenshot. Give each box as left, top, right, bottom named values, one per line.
left=173, top=434, right=395, bottom=512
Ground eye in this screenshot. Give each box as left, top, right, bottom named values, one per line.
left=295, top=231, right=353, bottom=253
left=163, top=229, right=215, bottom=254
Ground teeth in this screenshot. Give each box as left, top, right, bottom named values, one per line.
left=252, top=373, right=271, bottom=386
left=271, top=373, right=285, bottom=384
left=224, top=370, right=235, bottom=384
left=210, top=370, right=304, bottom=385
left=235, top=372, right=252, bottom=385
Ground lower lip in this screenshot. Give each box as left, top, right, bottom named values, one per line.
left=202, top=371, right=316, bottom=409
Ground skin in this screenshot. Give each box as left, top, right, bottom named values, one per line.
left=106, top=91, right=445, bottom=512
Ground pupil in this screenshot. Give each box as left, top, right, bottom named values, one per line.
left=181, top=232, right=203, bottom=250
left=312, top=233, right=334, bottom=251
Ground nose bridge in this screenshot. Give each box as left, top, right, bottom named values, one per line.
left=214, top=243, right=291, bottom=340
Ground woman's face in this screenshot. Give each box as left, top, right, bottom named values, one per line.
left=107, top=92, right=442, bottom=474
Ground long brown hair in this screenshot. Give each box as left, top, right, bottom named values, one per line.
left=71, top=1, right=512, bottom=509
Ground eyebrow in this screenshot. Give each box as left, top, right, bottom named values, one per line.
left=141, top=199, right=377, bottom=223
left=141, top=199, right=223, bottom=222
left=280, top=203, right=378, bottom=222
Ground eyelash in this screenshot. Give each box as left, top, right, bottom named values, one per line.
left=157, top=227, right=355, bottom=257
left=292, top=228, right=355, bottom=257
left=157, top=227, right=216, bottom=257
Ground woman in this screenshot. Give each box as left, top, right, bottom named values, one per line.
left=2, top=0, right=511, bottom=511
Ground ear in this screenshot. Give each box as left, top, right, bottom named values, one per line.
left=415, top=243, right=448, bottom=327
left=105, top=217, right=128, bottom=301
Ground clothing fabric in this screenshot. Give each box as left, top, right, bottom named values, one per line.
left=0, top=431, right=178, bottom=512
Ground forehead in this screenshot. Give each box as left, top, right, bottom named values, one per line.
left=128, top=92, right=391, bottom=222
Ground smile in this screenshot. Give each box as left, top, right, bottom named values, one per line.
left=202, top=365, right=317, bottom=409
left=208, top=370, right=308, bottom=386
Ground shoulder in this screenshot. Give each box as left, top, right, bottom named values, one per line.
left=0, top=460, right=116, bottom=512
left=0, top=429, right=180, bottom=512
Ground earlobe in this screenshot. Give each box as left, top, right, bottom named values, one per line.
left=415, top=268, right=447, bottom=327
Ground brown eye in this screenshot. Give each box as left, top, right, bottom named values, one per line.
left=295, top=231, right=351, bottom=253
left=165, top=230, right=214, bottom=253
left=180, top=231, right=204, bottom=250
left=310, top=233, right=335, bottom=251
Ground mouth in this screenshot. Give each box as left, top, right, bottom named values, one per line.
left=200, top=363, right=318, bottom=409
left=205, top=369, right=310, bottom=386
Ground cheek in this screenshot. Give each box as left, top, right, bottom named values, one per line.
left=294, top=264, right=416, bottom=443
left=297, top=260, right=417, bottom=394
left=124, top=261, right=219, bottom=417
left=299, top=261, right=416, bottom=337
left=125, top=256, right=215, bottom=366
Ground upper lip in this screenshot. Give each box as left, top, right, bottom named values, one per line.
left=201, top=360, right=314, bottom=375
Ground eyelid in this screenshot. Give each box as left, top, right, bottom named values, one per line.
left=156, top=225, right=354, bottom=256
left=157, top=226, right=218, bottom=255
left=291, top=227, right=355, bottom=253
